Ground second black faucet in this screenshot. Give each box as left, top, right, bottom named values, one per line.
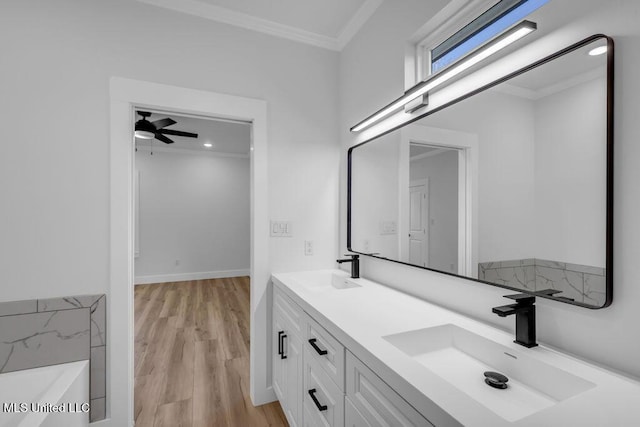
left=337, top=254, right=359, bottom=279
left=492, top=293, right=538, bottom=348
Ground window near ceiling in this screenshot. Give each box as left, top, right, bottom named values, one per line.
left=427, top=0, right=549, bottom=76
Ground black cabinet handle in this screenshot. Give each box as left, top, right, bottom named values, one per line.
left=308, top=388, right=328, bottom=411
left=278, top=331, right=284, bottom=356
left=278, top=331, right=287, bottom=359
left=308, top=338, right=328, bottom=355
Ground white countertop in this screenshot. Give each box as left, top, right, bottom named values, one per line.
left=272, top=269, right=640, bottom=427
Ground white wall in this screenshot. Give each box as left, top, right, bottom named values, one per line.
left=134, top=149, right=250, bottom=282
left=350, top=132, right=400, bottom=257
left=0, top=0, right=340, bottom=423
left=340, top=0, right=640, bottom=379
left=0, top=0, right=339, bottom=303
left=534, top=77, right=607, bottom=267
left=410, top=150, right=458, bottom=272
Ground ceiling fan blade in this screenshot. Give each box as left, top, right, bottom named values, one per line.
left=158, top=129, right=199, bottom=138
left=152, top=118, right=177, bottom=129
left=155, top=133, right=174, bottom=144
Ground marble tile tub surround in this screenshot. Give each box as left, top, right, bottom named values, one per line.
left=478, top=258, right=606, bottom=306
left=0, top=294, right=106, bottom=422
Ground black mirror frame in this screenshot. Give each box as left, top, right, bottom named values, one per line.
left=347, top=34, right=614, bottom=309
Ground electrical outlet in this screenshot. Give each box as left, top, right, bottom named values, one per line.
left=304, top=240, right=313, bottom=256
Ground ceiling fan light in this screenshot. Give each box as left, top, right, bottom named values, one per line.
left=135, top=117, right=156, bottom=140
left=135, top=130, right=155, bottom=139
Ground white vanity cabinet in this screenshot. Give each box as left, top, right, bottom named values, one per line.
left=272, top=270, right=640, bottom=427
left=272, top=284, right=435, bottom=427
left=273, top=287, right=304, bottom=427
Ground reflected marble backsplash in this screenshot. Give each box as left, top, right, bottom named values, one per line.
left=0, top=294, right=106, bottom=422
left=478, top=258, right=606, bottom=306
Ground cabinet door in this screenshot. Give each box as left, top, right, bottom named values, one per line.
left=273, top=287, right=304, bottom=427
left=346, top=352, right=433, bottom=427
left=273, top=309, right=288, bottom=404
left=284, top=328, right=303, bottom=427
left=345, top=397, right=372, bottom=427
left=274, top=286, right=303, bottom=336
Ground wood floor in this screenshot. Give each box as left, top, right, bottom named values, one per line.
left=134, top=277, right=288, bottom=427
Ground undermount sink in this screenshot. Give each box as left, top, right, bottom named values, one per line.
left=383, top=324, right=595, bottom=422
left=331, top=275, right=361, bottom=289
left=294, top=271, right=362, bottom=292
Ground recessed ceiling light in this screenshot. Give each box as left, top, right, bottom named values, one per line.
left=588, top=46, right=607, bottom=56
left=203, top=143, right=213, bottom=148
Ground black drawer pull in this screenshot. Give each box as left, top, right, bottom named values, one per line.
left=308, top=388, right=328, bottom=411
left=308, top=338, right=328, bottom=355
left=279, top=331, right=287, bottom=359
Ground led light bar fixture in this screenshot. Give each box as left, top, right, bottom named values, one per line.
left=350, top=20, right=537, bottom=132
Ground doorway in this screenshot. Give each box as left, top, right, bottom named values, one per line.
left=110, top=78, right=273, bottom=426
left=132, top=110, right=284, bottom=424
left=409, top=144, right=459, bottom=273
left=399, top=124, right=479, bottom=277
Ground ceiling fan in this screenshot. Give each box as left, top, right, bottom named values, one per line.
left=134, top=111, right=198, bottom=144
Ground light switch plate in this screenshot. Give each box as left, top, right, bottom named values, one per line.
left=270, top=221, right=292, bottom=237
left=379, top=220, right=397, bottom=235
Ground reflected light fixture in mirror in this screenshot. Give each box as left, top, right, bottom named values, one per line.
left=351, top=20, right=537, bottom=133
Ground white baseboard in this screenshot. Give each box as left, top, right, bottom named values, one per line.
left=134, top=269, right=250, bottom=285
left=89, top=417, right=116, bottom=426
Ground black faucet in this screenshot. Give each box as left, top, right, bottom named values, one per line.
left=336, top=254, right=359, bottom=279
left=492, top=294, right=538, bottom=348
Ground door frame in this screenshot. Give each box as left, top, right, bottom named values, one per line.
left=400, top=124, right=478, bottom=277
left=109, top=77, right=272, bottom=426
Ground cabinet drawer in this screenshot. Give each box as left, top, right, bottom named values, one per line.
left=274, top=286, right=303, bottom=335
left=345, top=396, right=372, bottom=427
left=304, top=314, right=345, bottom=390
left=346, top=352, right=433, bottom=427
left=304, top=348, right=344, bottom=427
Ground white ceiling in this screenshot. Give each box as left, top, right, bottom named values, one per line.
left=136, top=0, right=383, bottom=50
left=135, top=111, right=251, bottom=155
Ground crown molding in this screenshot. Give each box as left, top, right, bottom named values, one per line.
left=137, top=0, right=381, bottom=51
left=336, top=0, right=384, bottom=50
left=493, top=67, right=605, bottom=101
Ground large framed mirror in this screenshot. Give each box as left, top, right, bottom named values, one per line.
left=348, top=35, right=613, bottom=308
